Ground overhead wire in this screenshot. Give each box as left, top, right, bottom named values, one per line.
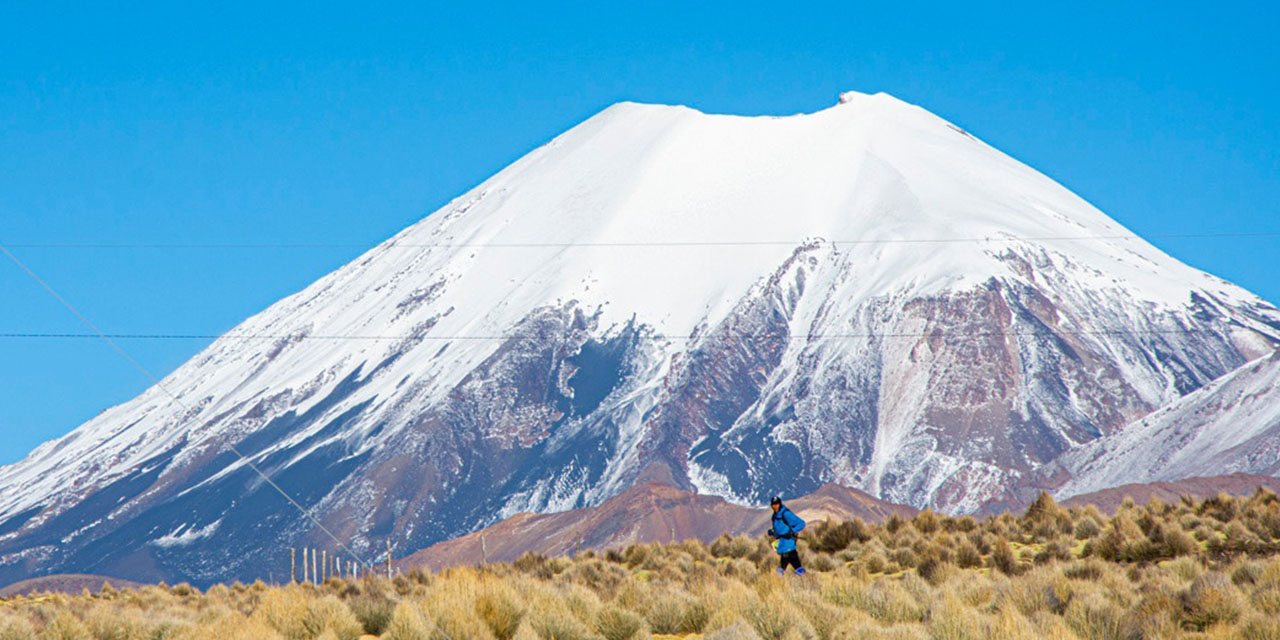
left=0, top=226, right=1276, bottom=607
left=7, top=231, right=1270, bottom=343
left=0, top=328, right=1248, bottom=341
left=0, top=243, right=449, bottom=603
left=0, top=242, right=379, bottom=567
left=4, top=230, right=1279, bottom=249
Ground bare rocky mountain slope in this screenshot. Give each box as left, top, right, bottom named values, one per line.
left=1056, top=349, right=1280, bottom=499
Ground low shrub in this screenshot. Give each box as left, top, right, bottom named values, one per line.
left=596, top=606, right=646, bottom=640
left=954, top=541, right=982, bottom=569
left=915, top=557, right=955, bottom=586
left=990, top=540, right=1024, bottom=576
left=476, top=590, right=525, bottom=640
left=711, top=534, right=757, bottom=559
left=10, top=490, right=1280, bottom=640
left=383, top=601, right=432, bottom=640
left=1181, top=572, right=1242, bottom=630
left=349, top=593, right=395, bottom=636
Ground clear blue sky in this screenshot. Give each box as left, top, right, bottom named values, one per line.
left=2, top=2, right=1277, bottom=464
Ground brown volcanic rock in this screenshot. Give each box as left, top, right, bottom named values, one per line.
left=396, top=482, right=913, bottom=571
left=1059, top=473, right=1280, bottom=514
left=786, top=483, right=918, bottom=524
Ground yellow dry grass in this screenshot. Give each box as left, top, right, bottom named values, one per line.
left=3, top=490, right=1280, bottom=639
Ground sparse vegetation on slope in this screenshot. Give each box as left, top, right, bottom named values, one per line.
left=4, top=489, right=1280, bottom=639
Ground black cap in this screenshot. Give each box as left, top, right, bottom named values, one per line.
left=770, top=496, right=782, bottom=505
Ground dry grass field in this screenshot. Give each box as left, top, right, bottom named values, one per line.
left=4, top=489, right=1280, bottom=640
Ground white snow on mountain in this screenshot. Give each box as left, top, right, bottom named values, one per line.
left=0, top=91, right=1277, bottom=584
left=1057, top=347, right=1280, bottom=499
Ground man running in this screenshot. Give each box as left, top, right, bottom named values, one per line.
left=768, top=495, right=807, bottom=575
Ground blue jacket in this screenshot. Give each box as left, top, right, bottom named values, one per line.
left=771, top=505, right=806, bottom=554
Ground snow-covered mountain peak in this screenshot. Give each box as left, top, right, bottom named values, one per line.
left=837, top=90, right=866, bottom=104
left=1, top=93, right=1277, bottom=586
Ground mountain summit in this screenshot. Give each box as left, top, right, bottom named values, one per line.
left=2, top=94, right=1277, bottom=585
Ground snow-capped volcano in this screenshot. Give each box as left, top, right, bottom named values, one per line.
left=1, top=92, right=1277, bottom=586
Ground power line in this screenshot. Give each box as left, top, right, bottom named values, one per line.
left=5, top=230, right=1279, bottom=249
left=0, top=328, right=1245, bottom=341
left=0, top=245, right=464, bottom=636
left=1, top=240, right=468, bottom=640
left=0, top=242, right=375, bottom=573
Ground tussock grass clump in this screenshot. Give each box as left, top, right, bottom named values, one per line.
left=745, top=598, right=816, bottom=640
left=9, top=490, right=1280, bottom=638
left=596, top=605, right=646, bottom=640
left=925, top=594, right=984, bottom=640
left=349, top=592, right=396, bottom=636
left=249, top=587, right=313, bottom=639
left=301, top=595, right=363, bottom=640
left=954, top=540, right=982, bottom=569
left=382, top=601, right=432, bottom=640
left=711, top=534, right=758, bottom=559
left=1181, top=571, right=1243, bottom=630
left=0, top=614, right=37, bottom=640
left=475, top=589, right=525, bottom=640
left=808, top=519, right=871, bottom=553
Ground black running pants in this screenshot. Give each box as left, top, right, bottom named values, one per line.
left=779, top=550, right=803, bottom=571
